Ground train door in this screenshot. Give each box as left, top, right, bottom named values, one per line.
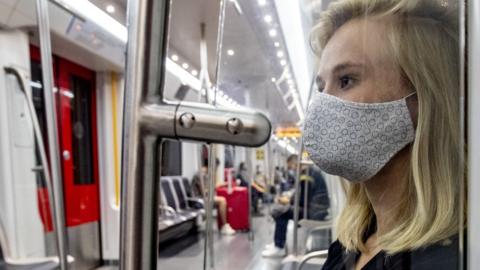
left=56, top=58, right=101, bottom=269
left=30, top=47, right=101, bottom=270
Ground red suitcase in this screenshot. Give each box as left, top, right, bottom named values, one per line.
left=216, top=186, right=249, bottom=231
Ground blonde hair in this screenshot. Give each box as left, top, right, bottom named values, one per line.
left=311, top=0, right=463, bottom=253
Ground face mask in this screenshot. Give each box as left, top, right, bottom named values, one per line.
left=303, top=92, right=415, bottom=182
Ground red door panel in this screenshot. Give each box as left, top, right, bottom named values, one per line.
left=29, top=46, right=100, bottom=230
left=57, top=58, right=100, bottom=227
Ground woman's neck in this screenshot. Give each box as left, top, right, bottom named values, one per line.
left=363, top=146, right=411, bottom=235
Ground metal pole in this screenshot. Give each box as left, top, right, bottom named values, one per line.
left=266, top=142, right=274, bottom=214
left=292, top=142, right=304, bottom=256
left=212, top=0, right=227, bottom=106
left=203, top=0, right=227, bottom=264
left=247, top=149, right=254, bottom=241
left=292, top=67, right=317, bottom=256
left=120, top=0, right=170, bottom=269
left=303, top=176, right=309, bottom=220
left=458, top=1, right=466, bottom=270
left=34, top=1, right=69, bottom=268
left=203, top=144, right=217, bottom=270
left=468, top=0, right=479, bottom=269
left=199, top=23, right=211, bottom=104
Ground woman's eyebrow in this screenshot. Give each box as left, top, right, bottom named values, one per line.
left=332, top=62, right=365, bottom=74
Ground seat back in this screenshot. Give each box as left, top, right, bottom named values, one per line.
left=182, top=177, right=193, bottom=197
left=172, top=177, right=187, bottom=210
left=160, top=177, right=178, bottom=210
left=172, top=176, right=188, bottom=199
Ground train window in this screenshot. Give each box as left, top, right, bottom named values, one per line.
left=188, top=0, right=465, bottom=269
left=70, top=75, right=95, bottom=185
left=30, top=60, right=48, bottom=188
left=302, top=0, right=465, bottom=269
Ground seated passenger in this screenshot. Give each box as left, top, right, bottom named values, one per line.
left=280, top=154, right=298, bottom=192
left=236, top=162, right=267, bottom=215
left=302, top=0, right=463, bottom=269
left=192, top=160, right=236, bottom=235
left=262, top=165, right=330, bottom=257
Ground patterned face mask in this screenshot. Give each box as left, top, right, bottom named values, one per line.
left=303, top=92, right=416, bottom=182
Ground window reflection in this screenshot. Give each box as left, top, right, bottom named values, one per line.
left=303, top=0, right=464, bottom=269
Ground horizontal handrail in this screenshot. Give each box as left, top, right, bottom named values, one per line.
left=297, top=250, right=329, bottom=270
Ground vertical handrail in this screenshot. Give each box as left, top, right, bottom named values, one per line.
left=204, top=144, right=217, bottom=270
left=203, top=0, right=227, bottom=266
left=458, top=1, right=466, bottom=270
left=303, top=177, right=309, bottom=220
left=266, top=142, right=274, bottom=215
left=292, top=69, right=317, bottom=256
left=292, top=142, right=304, bottom=256
left=120, top=0, right=171, bottom=269
left=468, top=0, right=479, bottom=269
left=34, top=1, right=69, bottom=268
left=212, top=0, right=227, bottom=106
left=247, top=148, right=254, bottom=241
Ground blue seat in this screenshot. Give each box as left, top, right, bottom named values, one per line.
left=158, top=177, right=199, bottom=244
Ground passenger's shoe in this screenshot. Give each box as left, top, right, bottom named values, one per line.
left=264, top=243, right=276, bottom=250
left=220, top=223, right=236, bottom=235
left=261, top=246, right=286, bottom=258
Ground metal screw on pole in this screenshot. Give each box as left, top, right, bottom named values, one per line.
left=226, top=118, right=243, bottom=135
left=179, top=112, right=196, bottom=129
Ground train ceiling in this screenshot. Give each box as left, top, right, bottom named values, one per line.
left=90, top=0, right=304, bottom=127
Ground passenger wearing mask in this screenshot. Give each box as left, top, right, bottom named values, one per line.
left=273, top=166, right=284, bottom=186
left=262, top=164, right=330, bottom=257
left=236, top=162, right=266, bottom=215
left=303, top=0, right=463, bottom=269
left=281, top=154, right=298, bottom=192
left=192, top=159, right=236, bottom=235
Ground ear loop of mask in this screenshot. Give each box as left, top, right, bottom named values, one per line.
left=404, top=91, right=418, bottom=129
left=404, top=91, right=417, bottom=99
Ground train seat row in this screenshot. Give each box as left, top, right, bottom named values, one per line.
left=158, top=176, right=204, bottom=244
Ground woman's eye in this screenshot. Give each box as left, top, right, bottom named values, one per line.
left=339, top=75, right=354, bottom=89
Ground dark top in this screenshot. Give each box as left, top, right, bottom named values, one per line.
left=294, top=167, right=330, bottom=220
left=191, top=172, right=207, bottom=198
left=322, top=223, right=459, bottom=270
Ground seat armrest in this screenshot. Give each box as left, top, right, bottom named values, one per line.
left=186, top=198, right=204, bottom=204
left=5, top=255, right=75, bottom=269
left=186, top=198, right=204, bottom=209
left=299, top=219, right=333, bottom=230
left=159, top=205, right=177, bottom=217
left=297, top=250, right=329, bottom=270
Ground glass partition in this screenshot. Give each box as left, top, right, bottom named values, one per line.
left=160, top=0, right=465, bottom=269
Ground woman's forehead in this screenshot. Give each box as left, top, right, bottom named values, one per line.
left=318, top=18, right=395, bottom=76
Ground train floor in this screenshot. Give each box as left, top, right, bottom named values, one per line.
left=95, top=208, right=313, bottom=270
left=157, top=208, right=308, bottom=270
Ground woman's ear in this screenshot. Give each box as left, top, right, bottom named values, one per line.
left=406, top=93, right=418, bottom=128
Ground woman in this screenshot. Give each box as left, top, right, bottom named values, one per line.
left=237, top=162, right=266, bottom=214
left=192, top=160, right=236, bottom=235
left=303, top=0, right=464, bottom=269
